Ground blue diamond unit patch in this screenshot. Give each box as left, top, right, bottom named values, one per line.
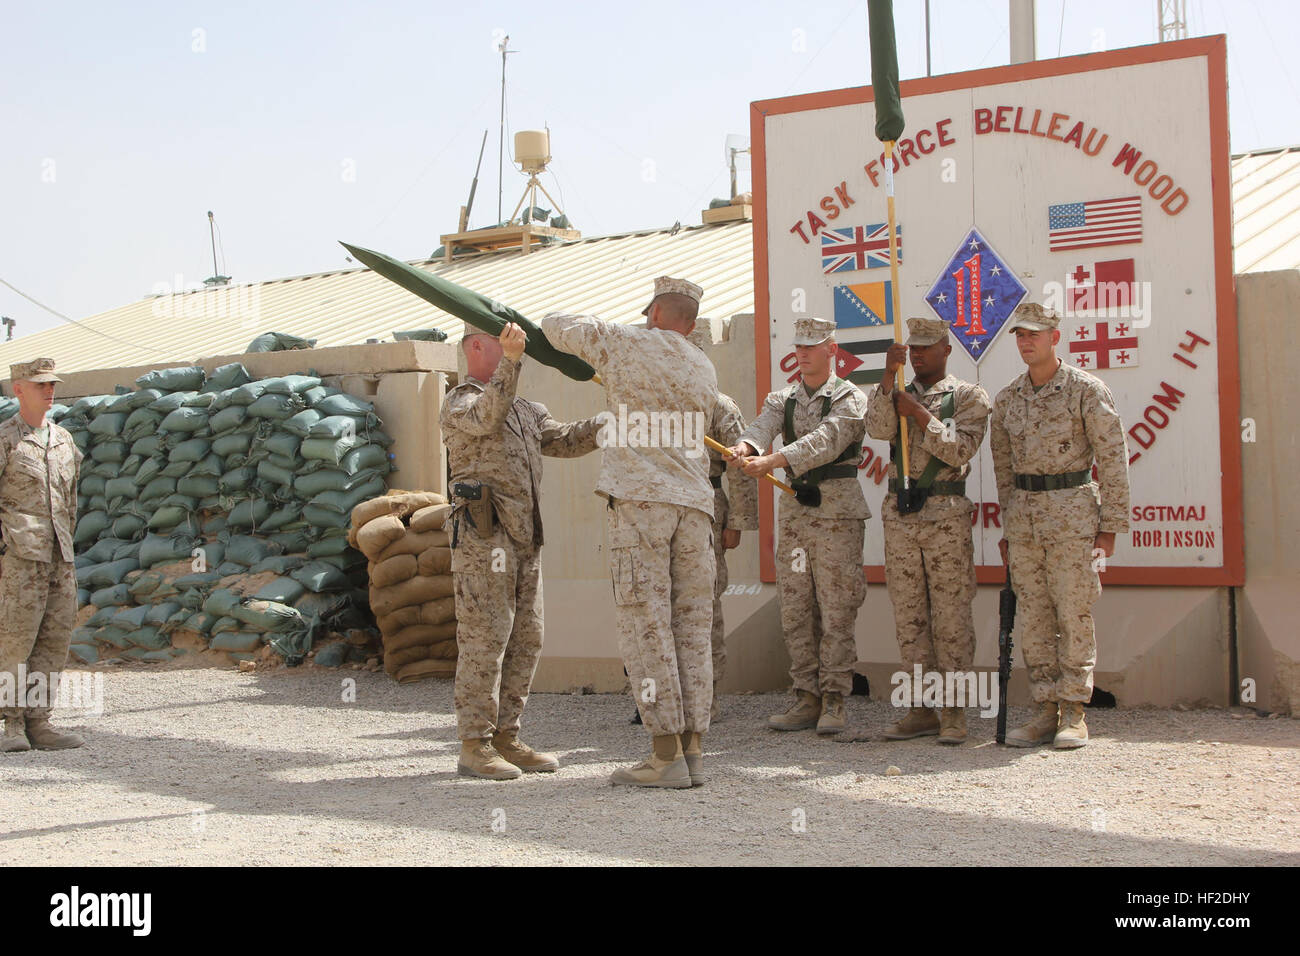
left=924, top=227, right=1028, bottom=362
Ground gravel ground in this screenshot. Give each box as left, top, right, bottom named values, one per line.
left=1, top=663, right=1296, bottom=867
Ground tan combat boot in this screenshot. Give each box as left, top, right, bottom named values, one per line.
left=609, top=734, right=691, bottom=789
left=768, top=690, right=821, bottom=731
left=937, top=707, right=967, bottom=745
left=1054, top=701, right=1089, bottom=749
left=1, top=716, right=31, bottom=753
left=492, top=731, right=559, bottom=773
left=816, top=692, right=846, bottom=735
left=458, top=739, right=522, bottom=780
left=882, top=706, right=940, bottom=740
left=24, top=717, right=83, bottom=750
left=1005, top=702, right=1060, bottom=748
left=681, top=731, right=706, bottom=787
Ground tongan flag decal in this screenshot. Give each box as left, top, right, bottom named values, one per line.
left=924, top=227, right=1027, bottom=363
left=820, top=223, right=901, bottom=274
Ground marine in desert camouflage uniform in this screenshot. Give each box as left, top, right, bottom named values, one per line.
left=542, top=277, right=718, bottom=789
left=1, top=358, right=85, bottom=753
left=728, top=316, right=870, bottom=737
left=442, top=322, right=602, bottom=779
left=990, top=303, right=1131, bottom=749
left=866, top=317, right=991, bottom=745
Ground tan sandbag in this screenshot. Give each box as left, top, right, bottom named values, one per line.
left=427, top=637, right=460, bottom=660
left=410, top=503, right=453, bottom=534
left=370, top=574, right=455, bottom=618
left=371, top=553, right=418, bottom=589
left=385, top=643, right=437, bottom=670
left=375, top=529, right=449, bottom=562
left=417, top=547, right=452, bottom=576
left=391, top=492, right=447, bottom=518
left=350, top=496, right=401, bottom=533
left=356, top=514, right=405, bottom=561
left=384, top=622, right=457, bottom=654
left=395, top=658, right=457, bottom=683
left=376, top=596, right=456, bottom=636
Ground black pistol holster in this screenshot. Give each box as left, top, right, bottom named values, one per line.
left=452, top=480, right=495, bottom=543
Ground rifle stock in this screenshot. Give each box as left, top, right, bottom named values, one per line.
left=996, top=563, right=1016, bottom=744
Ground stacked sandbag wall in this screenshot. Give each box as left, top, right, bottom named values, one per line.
left=349, top=492, right=457, bottom=683
left=10, top=362, right=397, bottom=665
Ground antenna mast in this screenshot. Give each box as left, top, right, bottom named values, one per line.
left=497, top=35, right=515, bottom=224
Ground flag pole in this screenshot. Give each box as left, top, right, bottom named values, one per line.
left=884, top=141, right=911, bottom=490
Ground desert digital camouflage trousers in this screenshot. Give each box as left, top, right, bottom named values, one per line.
left=775, top=511, right=866, bottom=697
left=709, top=496, right=729, bottom=681
left=0, top=555, right=76, bottom=719
left=450, top=521, right=544, bottom=740
left=607, top=498, right=714, bottom=737
left=1007, top=535, right=1101, bottom=703
left=882, top=506, right=977, bottom=673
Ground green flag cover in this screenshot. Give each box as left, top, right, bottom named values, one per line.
left=868, top=0, right=905, bottom=142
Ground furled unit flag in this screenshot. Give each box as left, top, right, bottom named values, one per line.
left=1066, top=258, right=1137, bottom=314
left=821, top=223, right=901, bottom=274
left=1068, top=320, right=1140, bottom=371
left=924, top=227, right=1027, bottom=363
left=1048, top=196, right=1142, bottom=251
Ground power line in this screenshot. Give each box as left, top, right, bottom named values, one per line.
left=0, top=277, right=188, bottom=358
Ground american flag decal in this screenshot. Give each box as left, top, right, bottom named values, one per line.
left=820, top=223, right=901, bottom=274
left=1048, top=196, right=1142, bottom=251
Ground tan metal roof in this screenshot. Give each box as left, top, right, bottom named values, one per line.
left=1232, top=146, right=1300, bottom=274
left=0, top=221, right=755, bottom=376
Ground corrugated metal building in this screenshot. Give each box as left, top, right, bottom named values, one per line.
left=1230, top=145, right=1300, bottom=274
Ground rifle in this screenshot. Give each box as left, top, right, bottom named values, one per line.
left=996, top=563, right=1016, bottom=744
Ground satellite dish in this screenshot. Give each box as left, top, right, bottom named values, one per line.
left=724, top=133, right=750, bottom=165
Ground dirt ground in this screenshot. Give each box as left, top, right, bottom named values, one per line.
left=2, top=661, right=1296, bottom=867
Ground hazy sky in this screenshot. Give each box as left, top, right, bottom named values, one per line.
left=3, top=0, right=1297, bottom=336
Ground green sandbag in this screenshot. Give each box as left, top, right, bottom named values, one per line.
left=191, top=452, right=226, bottom=477
left=295, top=590, right=347, bottom=619
left=215, top=561, right=245, bottom=576
left=93, top=626, right=133, bottom=649
left=145, top=602, right=183, bottom=626
left=122, top=407, right=163, bottom=441
left=138, top=532, right=199, bottom=568
left=227, top=380, right=270, bottom=406
left=246, top=392, right=304, bottom=421
left=313, top=641, right=349, bottom=667
left=246, top=331, right=316, bottom=352
left=291, top=560, right=350, bottom=593
left=210, top=631, right=264, bottom=652
left=202, top=363, right=252, bottom=393
left=69, top=644, right=99, bottom=664
left=339, top=444, right=389, bottom=475
left=269, top=530, right=312, bottom=552
left=177, top=588, right=206, bottom=610
left=132, top=457, right=165, bottom=488
left=249, top=555, right=306, bottom=575
left=313, top=393, right=375, bottom=417
left=82, top=537, right=128, bottom=563
left=171, top=437, right=212, bottom=462
left=110, top=514, right=149, bottom=540
left=210, top=615, right=241, bottom=634
left=159, top=493, right=199, bottom=511
left=111, top=605, right=151, bottom=630
left=148, top=507, right=189, bottom=532
left=311, top=476, right=387, bottom=516
left=161, top=607, right=193, bottom=632
left=301, top=504, right=350, bottom=530
left=178, top=474, right=220, bottom=498
left=87, top=412, right=127, bottom=437
left=231, top=598, right=305, bottom=632
left=130, top=434, right=164, bottom=458
left=190, top=540, right=226, bottom=568
left=368, top=429, right=394, bottom=448
left=173, top=569, right=223, bottom=589
left=79, top=474, right=108, bottom=497
left=162, top=460, right=202, bottom=482
left=300, top=435, right=363, bottom=465
left=105, top=476, right=138, bottom=501
left=253, top=576, right=306, bottom=604
left=148, top=391, right=194, bottom=413
left=203, top=589, right=243, bottom=618
left=292, top=467, right=377, bottom=497
left=219, top=467, right=258, bottom=494
left=209, top=405, right=248, bottom=434
left=74, top=511, right=111, bottom=545
left=256, top=460, right=295, bottom=488
left=261, top=374, right=321, bottom=394
left=125, top=626, right=170, bottom=650
left=183, top=392, right=215, bottom=408
left=300, top=385, right=330, bottom=407
left=392, top=328, right=448, bottom=342
left=259, top=502, right=303, bottom=531
left=179, top=611, right=218, bottom=634
left=123, top=388, right=164, bottom=409
left=90, top=461, right=120, bottom=477
left=136, top=366, right=206, bottom=391
left=315, top=552, right=366, bottom=572
left=282, top=409, right=324, bottom=437
left=307, top=414, right=379, bottom=440
left=74, top=563, right=99, bottom=587
left=227, top=498, right=272, bottom=529
left=261, top=431, right=302, bottom=459
left=104, top=391, right=137, bottom=414
left=201, top=513, right=228, bottom=536
left=90, top=441, right=127, bottom=464
left=159, top=406, right=208, bottom=433
left=224, top=535, right=276, bottom=567
left=86, top=605, right=119, bottom=628
left=127, top=570, right=165, bottom=598
left=141, top=476, right=178, bottom=501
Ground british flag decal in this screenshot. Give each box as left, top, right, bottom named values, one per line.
left=820, top=223, right=901, bottom=274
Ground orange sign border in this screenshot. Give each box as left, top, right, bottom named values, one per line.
left=749, top=36, right=1243, bottom=588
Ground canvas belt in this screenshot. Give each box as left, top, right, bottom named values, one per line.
left=888, top=478, right=965, bottom=496
left=1014, top=470, right=1090, bottom=491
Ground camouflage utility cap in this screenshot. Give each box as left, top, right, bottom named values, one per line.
left=905, top=317, right=950, bottom=347
left=792, top=316, right=836, bottom=346
left=641, top=276, right=703, bottom=316
left=1007, top=303, right=1061, bottom=332
left=10, top=357, right=62, bottom=383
